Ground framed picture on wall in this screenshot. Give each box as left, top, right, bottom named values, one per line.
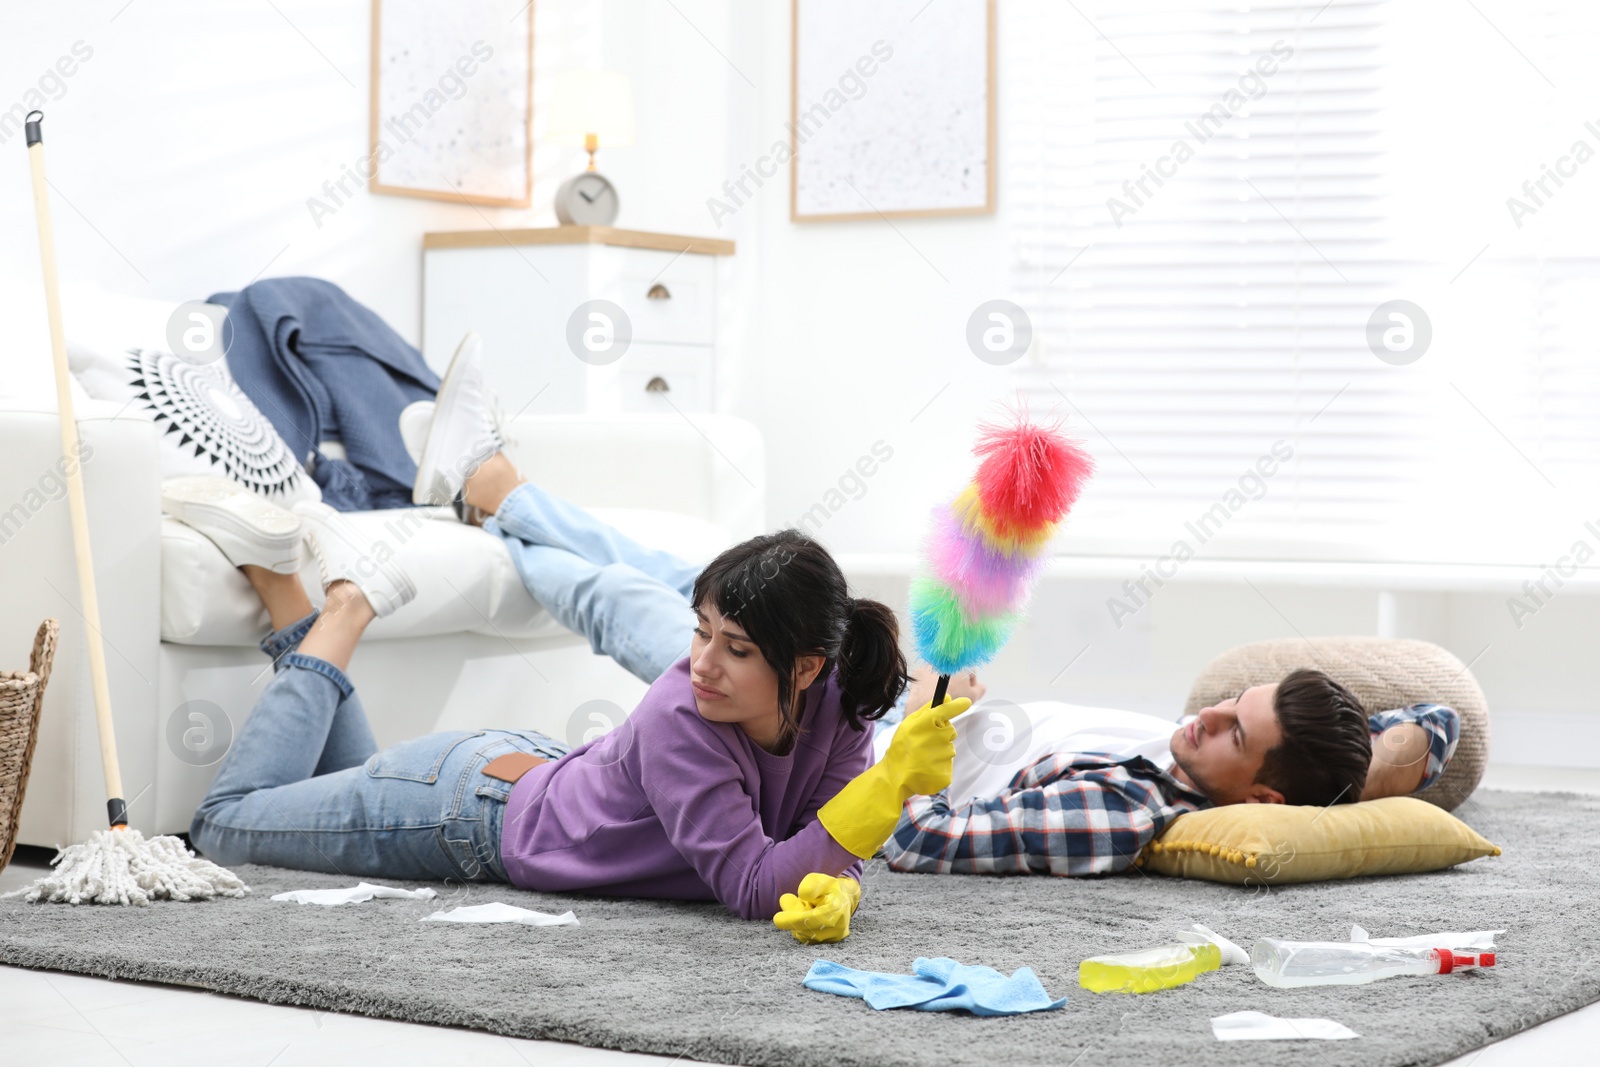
left=368, top=0, right=534, bottom=207
left=790, top=0, right=996, bottom=222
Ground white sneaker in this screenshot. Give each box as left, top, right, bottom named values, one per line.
left=402, top=399, right=515, bottom=468
left=161, top=477, right=303, bottom=573
left=398, top=400, right=434, bottom=465
left=412, top=332, right=505, bottom=506
left=291, top=501, right=417, bottom=618
left=401, top=399, right=498, bottom=525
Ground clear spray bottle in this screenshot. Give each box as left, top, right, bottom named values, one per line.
left=1252, top=938, right=1496, bottom=988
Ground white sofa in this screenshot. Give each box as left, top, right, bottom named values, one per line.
left=1, top=346, right=763, bottom=849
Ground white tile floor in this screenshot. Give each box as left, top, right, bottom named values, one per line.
left=0, top=946, right=678, bottom=1067
left=4, top=764, right=1597, bottom=1067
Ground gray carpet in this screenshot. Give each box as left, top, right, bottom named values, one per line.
left=0, top=788, right=1591, bottom=1067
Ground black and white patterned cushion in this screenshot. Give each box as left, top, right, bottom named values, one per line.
left=73, top=345, right=318, bottom=505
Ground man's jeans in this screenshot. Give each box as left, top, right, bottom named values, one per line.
left=190, top=481, right=700, bottom=876
left=485, top=480, right=700, bottom=683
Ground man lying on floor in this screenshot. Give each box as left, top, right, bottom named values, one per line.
left=874, top=666, right=1458, bottom=876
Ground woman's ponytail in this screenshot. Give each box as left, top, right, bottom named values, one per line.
left=836, top=596, right=909, bottom=729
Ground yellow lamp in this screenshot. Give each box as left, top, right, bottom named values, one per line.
left=548, top=70, right=636, bottom=225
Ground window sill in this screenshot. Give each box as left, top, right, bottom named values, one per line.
left=834, top=552, right=1600, bottom=596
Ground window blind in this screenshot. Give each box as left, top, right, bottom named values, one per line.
left=1005, top=0, right=1600, bottom=565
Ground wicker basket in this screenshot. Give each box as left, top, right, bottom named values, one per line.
left=0, top=619, right=59, bottom=872
left=1184, top=636, right=1489, bottom=812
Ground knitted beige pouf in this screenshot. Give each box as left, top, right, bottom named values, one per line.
left=1183, top=636, right=1489, bottom=812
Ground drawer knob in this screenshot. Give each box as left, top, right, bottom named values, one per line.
left=645, top=376, right=670, bottom=394
left=646, top=283, right=672, bottom=300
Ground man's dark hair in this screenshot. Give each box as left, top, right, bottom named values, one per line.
left=1256, top=668, right=1372, bottom=806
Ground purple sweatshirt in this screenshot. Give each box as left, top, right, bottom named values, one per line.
left=500, top=657, right=869, bottom=919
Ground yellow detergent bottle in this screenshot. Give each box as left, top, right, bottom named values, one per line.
left=1078, top=936, right=1223, bottom=994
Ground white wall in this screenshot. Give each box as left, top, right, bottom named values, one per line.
left=694, top=1, right=1600, bottom=757
left=717, top=3, right=1020, bottom=556
left=3, top=1, right=1594, bottom=762
left=0, top=0, right=735, bottom=397
left=0, top=0, right=999, bottom=545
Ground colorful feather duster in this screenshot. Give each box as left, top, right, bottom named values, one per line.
left=910, top=412, right=1095, bottom=704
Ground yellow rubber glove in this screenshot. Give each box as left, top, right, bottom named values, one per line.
left=817, top=696, right=973, bottom=859
left=772, top=872, right=862, bottom=943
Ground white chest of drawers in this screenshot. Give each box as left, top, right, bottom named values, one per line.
left=421, top=226, right=735, bottom=416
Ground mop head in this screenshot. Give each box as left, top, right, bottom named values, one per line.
left=911, top=412, right=1095, bottom=676
left=9, top=829, right=249, bottom=906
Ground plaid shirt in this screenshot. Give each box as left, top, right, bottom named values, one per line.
left=1369, top=703, right=1459, bottom=794
left=882, top=703, right=1461, bottom=878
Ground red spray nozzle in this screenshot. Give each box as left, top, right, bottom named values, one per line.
left=1434, top=949, right=1496, bottom=973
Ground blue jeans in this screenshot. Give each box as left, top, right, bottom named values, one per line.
left=485, top=481, right=701, bottom=682
left=190, top=613, right=571, bottom=880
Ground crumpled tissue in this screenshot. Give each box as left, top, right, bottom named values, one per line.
left=271, top=883, right=437, bottom=906
left=1212, top=1010, right=1360, bottom=1041
left=421, top=902, right=579, bottom=926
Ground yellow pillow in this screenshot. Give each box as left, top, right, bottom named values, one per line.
left=1137, top=796, right=1500, bottom=885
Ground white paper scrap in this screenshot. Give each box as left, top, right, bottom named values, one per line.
left=1212, top=1010, right=1359, bottom=1042
left=271, top=883, right=438, bottom=906
left=421, top=902, right=579, bottom=927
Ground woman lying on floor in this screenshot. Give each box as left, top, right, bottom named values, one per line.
left=173, top=338, right=970, bottom=943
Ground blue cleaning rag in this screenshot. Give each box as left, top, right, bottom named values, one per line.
left=803, top=957, right=1067, bottom=1016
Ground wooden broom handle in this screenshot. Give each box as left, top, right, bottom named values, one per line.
left=25, top=111, right=126, bottom=826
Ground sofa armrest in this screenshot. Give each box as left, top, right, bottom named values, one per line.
left=0, top=395, right=164, bottom=844
left=500, top=413, right=765, bottom=541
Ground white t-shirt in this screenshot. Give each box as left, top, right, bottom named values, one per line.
left=874, top=700, right=1196, bottom=808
